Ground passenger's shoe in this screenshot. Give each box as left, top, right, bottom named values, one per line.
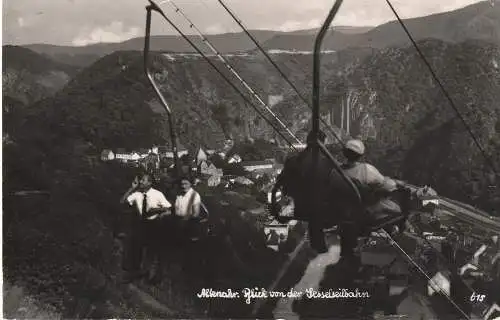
left=311, top=241, right=328, bottom=253
left=340, top=250, right=355, bottom=258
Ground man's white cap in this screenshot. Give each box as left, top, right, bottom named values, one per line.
left=345, top=139, right=365, bottom=155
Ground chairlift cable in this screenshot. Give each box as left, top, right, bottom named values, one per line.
left=385, top=0, right=498, bottom=178
left=165, top=0, right=303, bottom=145
left=380, top=229, right=472, bottom=320
left=405, top=216, right=480, bottom=299
left=145, top=1, right=298, bottom=152
left=409, top=208, right=500, bottom=314
left=216, top=0, right=346, bottom=147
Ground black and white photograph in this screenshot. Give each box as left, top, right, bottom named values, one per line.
left=3, top=0, right=500, bottom=318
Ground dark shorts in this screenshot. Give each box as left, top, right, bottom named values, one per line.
left=366, top=198, right=402, bottom=218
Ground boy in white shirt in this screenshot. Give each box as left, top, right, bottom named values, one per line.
left=175, top=176, right=201, bottom=219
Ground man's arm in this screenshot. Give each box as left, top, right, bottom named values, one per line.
left=151, top=192, right=172, bottom=217
left=192, top=193, right=201, bottom=217
left=365, top=164, right=397, bottom=193
left=120, top=178, right=139, bottom=204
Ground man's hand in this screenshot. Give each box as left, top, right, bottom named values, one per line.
left=146, top=207, right=170, bottom=219
left=131, top=177, right=139, bottom=189
left=393, top=179, right=406, bottom=187
left=158, top=208, right=172, bottom=219
left=120, top=178, right=139, bottom=204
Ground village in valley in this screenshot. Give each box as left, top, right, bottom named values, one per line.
left=100, top=139, right=286, bottom=194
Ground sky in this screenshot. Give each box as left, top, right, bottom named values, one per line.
left=2, top=0, right=482, bottom=46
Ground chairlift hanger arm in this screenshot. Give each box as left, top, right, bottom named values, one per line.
left=145, top=0, right=298, bottom=152
left=216, top=0, right=345, bottom=146
left=145, top=2, right=181, bottom=176
left=312, top=0, right=344, bottom=141
left=311, top=0, right=362, bottom=204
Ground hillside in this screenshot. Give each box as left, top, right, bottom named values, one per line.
left=2, top=45, right=79, bottom=105
left=12, top=47, right=371, bottom=155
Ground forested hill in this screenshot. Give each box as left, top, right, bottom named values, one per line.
left=9, top=39, right=500, bottom=216
left=2, top=45, right=79, bottom=106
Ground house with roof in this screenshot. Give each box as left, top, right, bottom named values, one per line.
left=163, top=143, right=189, bottom=158
left=138, top=148, right=150, bottom=158
left=141, top=152, right=160, bottom=171
left=198, top=160, right=223, bottom=187
left=273, top=163, right=284, bottom=175
left=234, top=176, right=254, bottom=186
left=158, top=145, right=169, bottom=155
left=241, top=159, right=275, bottom=172
left=196, top=147, right=208, bottom=165
left=199, top=173, right=221, bottom=187
left=418, top=187, right=439, bottom=209
left=292, top=143, right=307, bottom=150
left=115, top=152, right=140, bottom=162
left=199, top=160, right=221, bottom=175
left=421, top=196, right=439, bottom=207
left=241, top=160, right=283, bottom=178
left=100, top=149, right=115, bottom=161
left=218, top=152, right=227, bottom=159
left=228, top=154, right=242, bottom=164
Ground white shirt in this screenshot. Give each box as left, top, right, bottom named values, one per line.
left=175, top=188, right=201, bottom=218
left=127, top=188, right=171, bottom=220
left=343, top=162, right=397, bottom=192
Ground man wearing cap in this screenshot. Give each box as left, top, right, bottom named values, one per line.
left=340, top=139, right=402, bottom=256
left=342, top=139, right=398, bottom=194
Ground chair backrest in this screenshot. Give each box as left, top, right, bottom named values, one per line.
left=279, top=147, right=359, bottom=224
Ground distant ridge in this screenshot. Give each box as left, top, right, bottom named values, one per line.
left=15, top=1, right=500, bottom=67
